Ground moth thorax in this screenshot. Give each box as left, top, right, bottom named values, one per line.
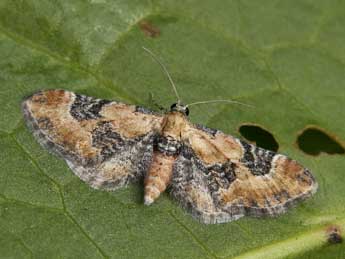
left=161, top=112, right=186, bottom=137
left=156, top=136, right=181, bottom=155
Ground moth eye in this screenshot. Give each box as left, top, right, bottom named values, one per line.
left=185, top=107, right=189, bottom=116
left=170, top=103, right=177, bottom=110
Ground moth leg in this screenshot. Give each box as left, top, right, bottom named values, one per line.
left=147, top=92, right=167, bottom=112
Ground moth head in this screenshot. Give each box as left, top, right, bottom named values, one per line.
left=170, top=103, right=189, bottom=116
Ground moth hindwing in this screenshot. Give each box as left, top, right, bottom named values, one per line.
left=22, top=89, right=317, bottom=224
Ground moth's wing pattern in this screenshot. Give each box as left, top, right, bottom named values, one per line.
left=22, top=90, right=163, bottom=190
left=171, top=124, right=318, bottom=224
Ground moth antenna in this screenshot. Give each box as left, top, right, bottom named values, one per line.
left=186, top=99, right=254, bottom=108
left=142, top=46, right=181, bottom=104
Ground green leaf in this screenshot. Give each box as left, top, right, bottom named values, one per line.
left=1, top=0, right=345, bottom=258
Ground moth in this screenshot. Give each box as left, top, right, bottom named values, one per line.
left=22, top=48, right=317, bottom=224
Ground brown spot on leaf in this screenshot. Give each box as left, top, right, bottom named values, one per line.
left=139, top=20, right=160, bottom=38
left=239, top=124, right=279, bottom=152
left=296, top=126, right=345, bottom=156
left=326, top=225, right=343, bottom=244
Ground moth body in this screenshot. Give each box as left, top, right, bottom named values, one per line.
left=144, top=110, right=187, bottom=205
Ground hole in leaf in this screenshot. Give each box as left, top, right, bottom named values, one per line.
left=239, top=124, right=279, bottom=152
left=297, top=127, right=345, bottom=155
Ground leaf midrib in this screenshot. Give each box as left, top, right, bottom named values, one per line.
left=231, top=218, right=345, bottom=259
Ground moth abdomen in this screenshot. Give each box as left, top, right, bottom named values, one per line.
left=144, top=151, right=176, bottom=205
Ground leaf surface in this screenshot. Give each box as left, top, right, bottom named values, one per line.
left=1, top=1, right=345, bottom=258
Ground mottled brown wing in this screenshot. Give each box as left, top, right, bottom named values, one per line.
left=170, top=124, right=318, bottom=224
left=22, top=89, right=163, bottom=190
